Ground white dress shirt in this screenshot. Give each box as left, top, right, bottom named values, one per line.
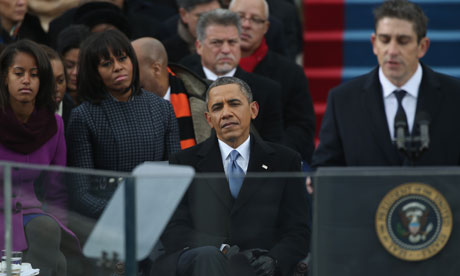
left=380, top=63, right=422, bottom=139
left=163, top=86, right=171, bottom=101
left=203, top=66, right=237, bottom=81
left=218, top=136, right=251, bottom=177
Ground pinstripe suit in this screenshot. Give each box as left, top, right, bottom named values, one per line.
left=66, top=89, right=181, bottom=218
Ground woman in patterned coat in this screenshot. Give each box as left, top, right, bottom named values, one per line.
left=66, top=29, right=181, bottom=219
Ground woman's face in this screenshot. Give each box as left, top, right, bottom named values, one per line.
left=97, top=50, right=133, bottom=96
left=0, top=0, right=27, bottom=27
left=63, top=48, right=79, bottom=92
left=50, top=59, right=66, bottom=104
left=6, top=51, right=40, bottom=106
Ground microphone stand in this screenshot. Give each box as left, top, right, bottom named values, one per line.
left=394, top=112, right=430, bottom=166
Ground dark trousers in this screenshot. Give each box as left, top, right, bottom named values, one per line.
left=24, top=215, right=66, bottom=276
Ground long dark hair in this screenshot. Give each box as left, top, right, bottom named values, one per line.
left=77, top=29, right=140, bottom=104
left=0, top=39, right=57, bottom=112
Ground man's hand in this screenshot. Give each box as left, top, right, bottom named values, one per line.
left=306, top=176, right=314, bottom=194
left=240, top=248, right=268, bottom=263
left=222, top=245, right=240, bottom=258
left=251, top=255, right=276, bottom=276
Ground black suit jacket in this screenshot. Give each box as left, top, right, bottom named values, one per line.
left=160, top=133, right=310, bottom=276
left=312, top=64, right=460, bottom=167
left=252, top=51, right=316, bottom=163
left=180, top=54, right=284, bottom=144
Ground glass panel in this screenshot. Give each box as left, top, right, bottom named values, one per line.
left=0, top=161, right=313, bottom=276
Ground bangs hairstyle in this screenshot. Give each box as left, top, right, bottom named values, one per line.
left=77, top=29, right=140, bottom=104
left=0, top=39, right=57, bottom=112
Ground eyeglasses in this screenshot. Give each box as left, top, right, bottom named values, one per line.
left=238, top=13, right=267, bottom=25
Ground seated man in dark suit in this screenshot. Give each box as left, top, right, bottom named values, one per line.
left=180, top=8, right=284, bottom=144
left=312, top=0, right=460, bottom=170
left=152, top=77, right=310, bottom=276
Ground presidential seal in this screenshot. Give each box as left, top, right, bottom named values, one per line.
left=375, top=183, right=452, bottom=261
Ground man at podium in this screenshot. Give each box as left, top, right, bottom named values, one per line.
left=312, top=0, right=460, bottom=168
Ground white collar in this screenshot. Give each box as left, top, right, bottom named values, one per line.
left=163, top=86, right=171, bottom=101
left=202, top=66, right=237, bottom=81
left=218, top=135, right=251, bottom=163
left=380, top=63, right=423, bottom=99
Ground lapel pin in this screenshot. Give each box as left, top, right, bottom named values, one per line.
left=262, top=164, right=268, bottom=170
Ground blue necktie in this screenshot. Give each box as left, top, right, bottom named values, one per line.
left=228, top=150, right=245, bottom=198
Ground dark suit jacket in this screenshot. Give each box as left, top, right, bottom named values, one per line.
left=312, top=64, right=460, bottom=167
left=252, top=51, right=316, bottom=163
left=180, top=55, right=284, bottom=144
left=159, top=133, right=310, bottom=276
left=62, top=92, right=75, bottom=130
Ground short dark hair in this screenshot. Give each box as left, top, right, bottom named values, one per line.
left=56, top=24, right=90, bottom=56
left=77, top=29, right=140, bottom=104
left=0, top=40, right=57, bottom=112
left=176, top=0, right=219, bottom=11
left=196, top=9, right=241, bottom=42
left=206, top=76, right=253, bottom=107
left=373, top=0, right=428, bottom=42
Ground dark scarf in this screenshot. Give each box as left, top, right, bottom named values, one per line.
left=0, top=106, right=57, bottom=154
left=239, top=37, right=268, bottom=72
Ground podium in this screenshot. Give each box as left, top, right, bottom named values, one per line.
left=311, top=167, right=459, bottom=276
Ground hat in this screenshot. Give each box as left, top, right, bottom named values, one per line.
left=74, top=2, right=132, bottom=38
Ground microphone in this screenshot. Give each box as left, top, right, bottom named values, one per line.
left=394, top=111, right=407, bottom=151
left=416, top=111, right=430, bottom=152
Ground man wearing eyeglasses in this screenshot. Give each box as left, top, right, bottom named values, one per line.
left=229, top=0, right=316, bottom=167
left=180, top=8, right=285, bottom=145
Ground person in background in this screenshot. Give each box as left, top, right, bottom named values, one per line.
left=162, top=0, right=221, bottom=63
left=0, top=0, right=48, bottom=45
left=229, top=0, right=316, bottom=164
left=48, top=0, right=162, bottom=47
left=40, top=44, right=74, bottom=128
left=132, top=37, right=211, bottom=149
left=180, top=9, right=284, bottom=145
left=56, top=24, right=90, bottom=105
left=0, top=39, right=78, bottom=276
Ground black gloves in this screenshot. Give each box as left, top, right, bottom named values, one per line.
left=223, top=245, right=240, bottom=258
left=251, top=255, right=276, bottom=276
left=240, top=248, right=276, bottom=276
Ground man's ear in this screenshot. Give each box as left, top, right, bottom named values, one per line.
left=262, top=20, right=269, bottom=36
left=152, top=62, right=162, bottom=75
left=196, top=40, right=203, bottom=56
left=205, top=112, right=214, bottom=128
left=250, top=101, right=259, bottom=119
left=371, top=33, right=377, bottom=56
left=179, top=8, right=188, bottom=23
left=417, top=37, right=430, bottom=59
